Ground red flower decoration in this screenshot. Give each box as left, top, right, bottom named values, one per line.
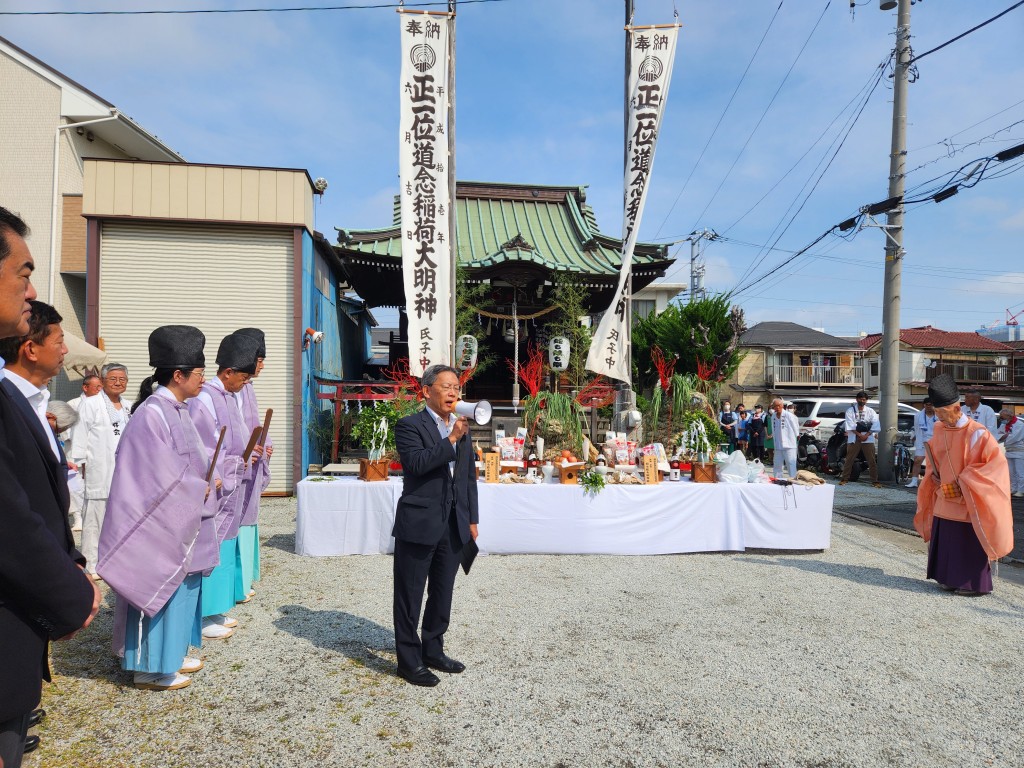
left=383, top=358, right=423, bottom=399
left=507, top=344, right=545, bottom=397
left=651, top=345, right=676, bottom=391
left=575, top=375, right=616, bottom=408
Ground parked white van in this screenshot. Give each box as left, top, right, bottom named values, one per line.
left=790, top=397, right=919, bottom=441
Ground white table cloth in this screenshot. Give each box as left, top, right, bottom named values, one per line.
left=294, top=477, right=834, bottom=557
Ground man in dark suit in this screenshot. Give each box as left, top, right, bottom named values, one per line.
left=0, top=207, right=99, bottom=768
left=0, top=301, right=72, bottom=514
left=392, top=364, right=478, bottom=687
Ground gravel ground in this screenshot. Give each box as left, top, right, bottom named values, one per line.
left=29, top=495, right=1024, bottom=768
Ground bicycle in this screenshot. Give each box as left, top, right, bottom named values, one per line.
left=892, top=441, right=913, bottom=484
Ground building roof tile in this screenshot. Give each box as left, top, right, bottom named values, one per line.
left=858, top=326, right=1014, bottom=352
left=740, top=321, right=860, bottom=350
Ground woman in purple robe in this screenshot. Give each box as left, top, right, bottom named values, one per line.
left=233, top=327, right=273, bottom=604
left=97, top=325, right=219, bottom=691
left=188, top=332, right=261, bottom=640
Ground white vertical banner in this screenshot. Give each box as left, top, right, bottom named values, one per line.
left=586, top=24, right=679, bottom=385
left=399, top=11, right=454, bottom=377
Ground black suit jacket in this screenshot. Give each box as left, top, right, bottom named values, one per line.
left=0, top=378, right=93, bottom=721
left=393, top=408, right=478, bottom=546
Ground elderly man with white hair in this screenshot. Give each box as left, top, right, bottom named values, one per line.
left=998, top=407, right=1024, bottom=497
left=769, top=397, right=800, bottom=480
left=68, top=362, right=132, bottom=579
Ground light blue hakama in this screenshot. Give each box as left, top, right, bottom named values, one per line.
left=121, top=573, right=202, bottom=674
left=201, top=538, right=237, bottom=616
left=234, top=524, right=259, bottom=602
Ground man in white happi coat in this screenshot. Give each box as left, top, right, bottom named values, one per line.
left=63, top=374, right=101, bottom=532
left=770, top=397, right=800, bottom=479
left=963, top=388, right=998, bottom=437
left=839, top=390, right=881, bottom=487
left=906, top=397, right=938, bottom=489
left=68, top=363, right=131, bottom=578
left=998, top=407, right=1024, bottom=497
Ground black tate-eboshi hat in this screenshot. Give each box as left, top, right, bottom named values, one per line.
left=928, top=373, right=960, bottom=408
left=149, top=325, right=205, bottom=369
left=216, top=332, right=260, bottom=374
left=234, top=327, right=266, bottom=358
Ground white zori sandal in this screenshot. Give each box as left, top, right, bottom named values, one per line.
left=134, top=672, right=191, bottom=691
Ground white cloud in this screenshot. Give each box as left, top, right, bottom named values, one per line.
left=999, top=208, right=1024, bottom=231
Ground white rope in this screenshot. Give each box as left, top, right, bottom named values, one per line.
left=511, top=298, right=520, bottom=413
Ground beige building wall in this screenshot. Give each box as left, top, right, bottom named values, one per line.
left=1, top=49, right=138, bottom=398
left=83, top=160, right=314, bottom=229
left=0, top=50, right=61, bottom=303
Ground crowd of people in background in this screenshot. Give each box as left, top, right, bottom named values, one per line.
left=719, top=397, right=799, bottom=478
left=0, top=206, right=273, bottom=768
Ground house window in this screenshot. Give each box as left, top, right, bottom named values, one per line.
left=870, top=361, right=879, bottom=377
left=632, top=299, right=655, bottom=319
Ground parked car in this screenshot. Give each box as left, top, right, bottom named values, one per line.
left=790, top=397, right=918, bottom=442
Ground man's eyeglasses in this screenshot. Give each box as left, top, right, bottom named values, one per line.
left=105, top=377, right=128, bottom=384
left=434, top=384, right=460, bottom=393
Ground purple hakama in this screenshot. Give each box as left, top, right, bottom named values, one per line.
left=926, top=517, right=994, bottom=594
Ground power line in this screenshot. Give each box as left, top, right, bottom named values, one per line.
left=907, top=0, right=1024, bottom=64
left=727, top=141, right=1024, bottom=301
left=651, top=0, right=784, bottom=239
left=686, top=1, right=831, bottom=235
left=721, top=53, right=890, bottom=237
left=907, top=97, right=1024, bottom=153
left=728, top=53, right=886, bottom=293
left=0, top=0, right=508, bottom=15
left=740, top=295, right=1017, bottom=316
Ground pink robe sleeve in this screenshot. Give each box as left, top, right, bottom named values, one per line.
left=959, top=428, right=1014, bottom=559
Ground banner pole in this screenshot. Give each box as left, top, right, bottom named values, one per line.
left=622, top=0, right=634, bottom=404
left=448, top=0, right=458, bottom=365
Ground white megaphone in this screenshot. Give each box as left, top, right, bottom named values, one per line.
left=455, top=400, right=492, bottom=426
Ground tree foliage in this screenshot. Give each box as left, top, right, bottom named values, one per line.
left=455, top=265, right=497, bottom=375
left=632, top=294, right=746, bottom=394
left=547, top=273, right=592, bottom=392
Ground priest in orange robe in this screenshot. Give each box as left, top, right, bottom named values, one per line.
left=913, top=374, right=1014, bottom=595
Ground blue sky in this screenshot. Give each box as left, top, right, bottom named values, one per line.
left=5, top=0, right=1024, bottom=337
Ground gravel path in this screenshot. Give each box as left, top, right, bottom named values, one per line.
left=30, top=496, right=1024, bottom=768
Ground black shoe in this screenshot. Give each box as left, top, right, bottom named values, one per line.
left=24, top=735, right=41, bottom=754
left=28, top=708, right=46, bottom=728
left=397, top=665, right=440, bottom=687
left=423, top=654, right=466, bottom=674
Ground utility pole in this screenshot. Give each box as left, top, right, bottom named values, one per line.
left=687, top=229, right=711, bottom=303
left=878, top=0, right=911, bottom=480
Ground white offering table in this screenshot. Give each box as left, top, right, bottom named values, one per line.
left=294, top=477, right=834, bottom=557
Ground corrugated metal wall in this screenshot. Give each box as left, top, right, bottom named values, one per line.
left=98, top=221, right=294, bottom=492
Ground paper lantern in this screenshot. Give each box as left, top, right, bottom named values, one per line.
left=455, top=334, right=478, bottom=370
left=549, top=336, right=570, bottom=371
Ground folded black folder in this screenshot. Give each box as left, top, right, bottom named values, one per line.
left=461, top=538, right=479, bottom=575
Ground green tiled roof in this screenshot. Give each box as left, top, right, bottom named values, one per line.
left=336, top=181, right=669, bottom=276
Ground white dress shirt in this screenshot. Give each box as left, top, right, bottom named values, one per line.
left=425, top=405, right=457, bottom=475
left=3, top=368, right=61, bottom=460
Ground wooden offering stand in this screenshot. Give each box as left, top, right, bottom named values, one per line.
left=557, top=462, right=585, bottom=484
left=358, top=458, right=390, bottom=482
left=691, top=462, right=717, bottom=483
